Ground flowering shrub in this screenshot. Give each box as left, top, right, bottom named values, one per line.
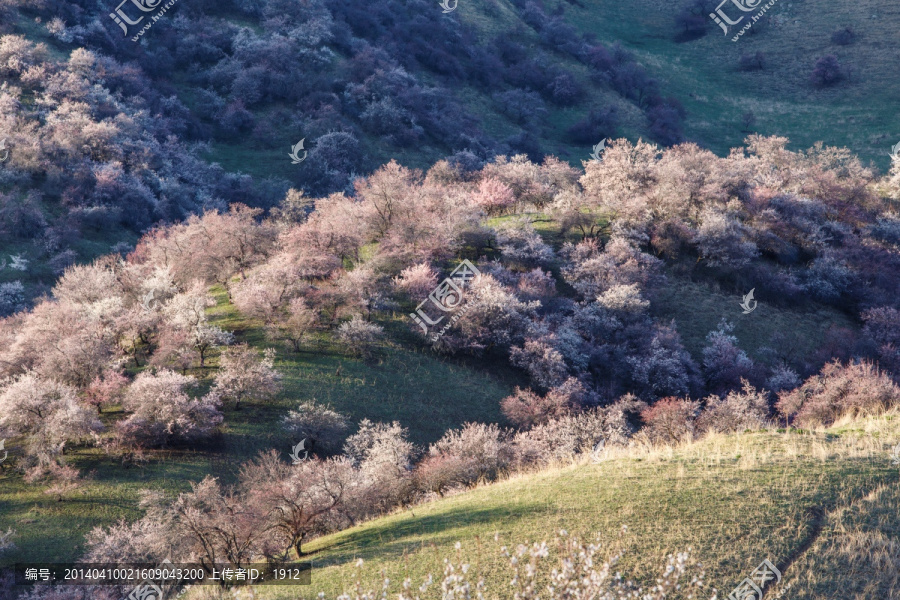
left=420, top=423, right=513, bottom=492
left=776, top=361, right=900, bottom=427
left=337, top=316, right=385, bottom=358
left=117, top=370, right=223, bottom=448
left=696, top=381, right=770, bottom=434
left=471, top=177, right=516, bottom=216
left=639, top=397, right=700, bottom=446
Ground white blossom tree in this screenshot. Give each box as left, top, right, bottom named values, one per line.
left=0, top=373, right=102, bottom=463
left=213, top=344, right=282, bottom=410
left=117, top=370, right=223, bottom=447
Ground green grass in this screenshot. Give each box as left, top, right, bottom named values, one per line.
left=236, top=414, right=900, bottom=599
left=556, top=0, right=900, bottom=170
left=0, top=289, right=518, bottom=567
left=652, top=275, right=859, bottom=362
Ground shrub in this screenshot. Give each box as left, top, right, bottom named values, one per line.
left=492, top=89, right=547, bottom=127
left=647, top=103, right=684, bottom=146
left=738, top=51, right=765, bottom=71
left=673, top=0, right=715, bottom=40
left=392, top=263, right=438, bottom=299
left=777, top=361, right=900, bottom=427
left=0, top=374, right=102, bottom=463
left=810, top=55, right=843, bottom=87
left=419, top=423, right=512, bottom=492
left=831, top=27, right=856, bottom=45
left=509, top=339, right=570, bottom=390
left=501, top=384, right=573, bottom=428
left=343, top=420, right=414, bottom=513
left=472, top=177, right=516, bottom=216
left=212, top=345, right=282, bottom=410
left=701, top=319, right=755, bottom=395
left=639, top=397, right=700, bottom=445
left=336, top=316, right=385, bottom=358
left=697, top=381, right=770, bottom=434
left=0, top=281, right=25, bottom=316
left=117, top=370, right=223, bottom=448
left=282, top=401, right=349, bottom=454
left=862, top=306, right=900, bottom=359
left=566, top=106, right=619, bottom=144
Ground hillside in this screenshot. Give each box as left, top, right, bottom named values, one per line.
left=3, top=0, right=900, bottom=308
left=4, top=1, right=900, bottom=597
left=241, top=411, right=900, bottom=599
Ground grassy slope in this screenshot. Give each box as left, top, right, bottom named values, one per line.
left=558, top=0, right=900, bottom=170
left=239, top=413, right=900, bottom=600
left=0, top=289, right=518, bottom=566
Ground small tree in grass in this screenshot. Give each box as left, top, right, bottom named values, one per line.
left=213, top=344, right=282, bottom=410
left=282, top=401, right=349, bottom=454
left=0, top=373, right=102, bottom=464
left=117, top=370, right=223, bottom=448
left=337, top=316, right=384, bottom=358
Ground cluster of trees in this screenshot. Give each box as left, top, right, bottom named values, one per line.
left=6, top=134, right=899, bottom=457
left=2, top=0, right=691, bottom=205
left=0, top=209, right=287, bottom=476
left=0, top=34, right=289, bottom=314
left=6, top=134, right=900, bottom=595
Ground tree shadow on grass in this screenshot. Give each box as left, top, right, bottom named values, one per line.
left=310, top=502, right=547, bottom=568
